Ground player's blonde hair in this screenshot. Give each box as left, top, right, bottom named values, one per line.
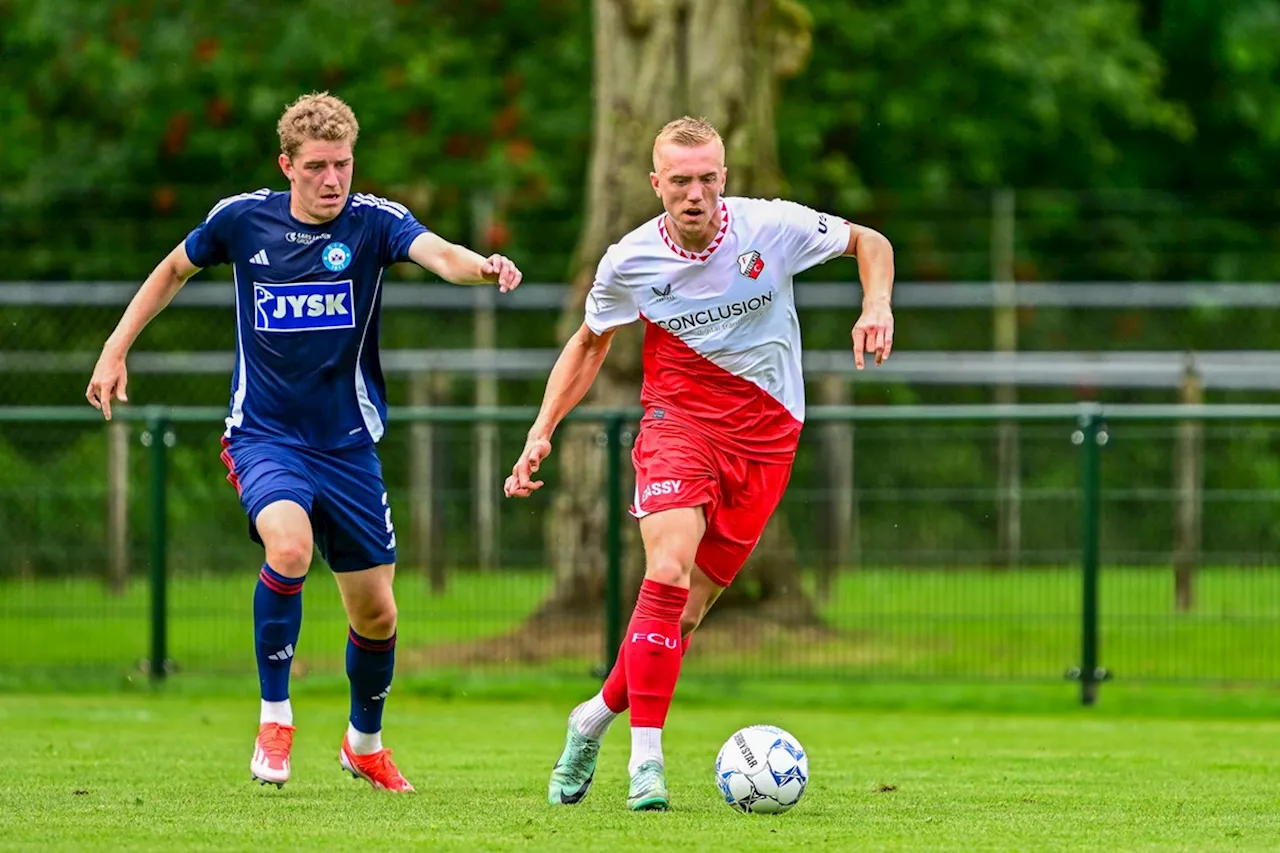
left=277, top=91, right=360, bottom=159
left=652, top=116, right=724, bottom=168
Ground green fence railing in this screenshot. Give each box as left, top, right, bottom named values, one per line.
left=3, top=403, right=1280, bottom=703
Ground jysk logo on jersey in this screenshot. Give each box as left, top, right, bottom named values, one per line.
left=253, top=281, right=355, bottom=332
left=737, top=250, right=765, bottom=279
left=322, top=241, right=352, bottom=272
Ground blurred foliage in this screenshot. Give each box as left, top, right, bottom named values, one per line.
left=5, top=0, right=1280, bottom=575
left=777, top=0, right=1194, bottom=200
left=1, top=0, right=592, bottom=281
left=4, top=0, right=1279, bottom=285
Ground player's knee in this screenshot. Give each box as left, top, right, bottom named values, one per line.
left=265, top=537, right=312, bottom=577
left=352, top=602, right=397, bottom=640
left=644, top=553, right=692, bottom=588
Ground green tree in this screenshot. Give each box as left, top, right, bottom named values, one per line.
left=0, top=0, right=591, bottom=282
left=778, top=0, right=1192, bottom=199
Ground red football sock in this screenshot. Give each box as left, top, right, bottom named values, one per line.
left=601, top=649, right=628, bottom=713
left=624, top=579, right=689, bottom=729
left=601, top=618, right=696, bottom=714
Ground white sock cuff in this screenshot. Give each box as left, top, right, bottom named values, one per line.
left=571, top=693, right=618, bottom=740
left=346, top=722, right=383, bottom=755
left=629, top=726, right=664, bottom=775
left=260, top=699, right=293, bottom=726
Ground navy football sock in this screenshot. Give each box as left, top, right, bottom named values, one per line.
left=347, top=627, right=396, bottom=735
left=253, top=563, right=305, bottom=702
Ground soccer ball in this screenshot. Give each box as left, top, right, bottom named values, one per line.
left=714, top=724, right=809, bottom=814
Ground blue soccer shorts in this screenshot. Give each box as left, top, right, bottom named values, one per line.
left=220, top=436, right=396, bottom=573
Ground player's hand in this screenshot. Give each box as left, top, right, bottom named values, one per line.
left=86, top=349, right=129, bottom=421
left=504, top=436, right=552, bottom=498
left=851, top=300, right=894, bottom=370
left=482, top=254, right=523, bottom=293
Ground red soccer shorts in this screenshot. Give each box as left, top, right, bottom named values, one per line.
left=628, top=419, right=794, bottom=587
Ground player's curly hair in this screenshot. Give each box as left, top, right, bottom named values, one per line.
left=277, top=91, right=360, bottom=159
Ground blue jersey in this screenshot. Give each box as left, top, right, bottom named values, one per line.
left=184, top=189, right=429, bottom=450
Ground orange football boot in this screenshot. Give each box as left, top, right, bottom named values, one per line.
left=250, top=723, right=295, bottom=788
left=339, top=733, right=416, bottom=793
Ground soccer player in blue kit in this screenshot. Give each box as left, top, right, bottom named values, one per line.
left=85, top=92, right=523, bottom=793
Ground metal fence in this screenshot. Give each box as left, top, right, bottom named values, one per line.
left=2, top=403, right=1279, bottom=703
left=12, top=280, right=1280, bottom=410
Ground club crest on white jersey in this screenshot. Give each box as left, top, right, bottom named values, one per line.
left=581, top=196, right=853, bottom=458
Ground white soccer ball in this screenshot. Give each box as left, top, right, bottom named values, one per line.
left=714, top=724, right=809, bottom=814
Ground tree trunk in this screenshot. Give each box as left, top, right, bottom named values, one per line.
left=531, top=0, right=816, bottom=623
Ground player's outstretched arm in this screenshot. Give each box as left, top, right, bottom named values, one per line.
left=407, top=232, right=522, bottom=292
left=845, top=223, right=895, bottom=369
left=86, top=242, right=202, bottom=420
left=504, top=323, right=617, bottom=498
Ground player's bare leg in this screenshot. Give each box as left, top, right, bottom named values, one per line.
left=249, top=500, right=312, bottom=788
left=334, top=564, right=415, bottom=792
left=680, top=567, right=725, bottom=646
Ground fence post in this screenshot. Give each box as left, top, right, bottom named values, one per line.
left=409, top=372, right=449, bottom=594
left=1074, top=407, right=1106, bottom=705
left=473, top=286, right=500, bottom=573
left=1173, top=354, right=1203, bottom=612
left=143, top=412, right=172, bottom=685
left=107, top=419, right=130, bottom=596
left=603, top=414, right=624, bottom=674
left=471, top=190, right=501, bottom=572
left=992, top=188, right=1022, bottom=568
left=817, top=376, right=855, bottom=599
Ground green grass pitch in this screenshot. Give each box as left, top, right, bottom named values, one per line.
left=3, top=568, right=1278, bottom=850
left=1, top=690, right=1276, bottom=852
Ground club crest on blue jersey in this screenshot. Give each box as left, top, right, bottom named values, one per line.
left=322, top=241, right=353, bottom=272
left=253, top=281, right=356, bottom=332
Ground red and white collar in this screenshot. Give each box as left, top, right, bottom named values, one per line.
left=658, top=200, right=730, bottom=262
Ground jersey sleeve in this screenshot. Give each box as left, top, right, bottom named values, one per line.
left=384, top=207, right=430, bottom=264
left=773, top=199, right=853, bottom=275
left=183, top=201, right=236, bottom=268
left=349, top=194, right=430, bottom=265
left=583, top=252, right=638, bottom=335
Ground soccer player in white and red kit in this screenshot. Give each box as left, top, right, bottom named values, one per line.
left=504, top=117, right=895, bottom=811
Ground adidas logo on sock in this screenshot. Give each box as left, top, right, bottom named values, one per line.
left=371, top=687, right=391, bottom=701
left=267, top=644, right=295, bottom=661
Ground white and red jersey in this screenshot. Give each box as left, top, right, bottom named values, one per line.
left=584, top=196, right=852, bottom=459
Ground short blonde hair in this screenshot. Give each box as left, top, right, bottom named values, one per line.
left=277, top=91, right=360, bottom=159
left=655, top=116, right=722, bottom=148
left=652, top=116, right=724, bottom=168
